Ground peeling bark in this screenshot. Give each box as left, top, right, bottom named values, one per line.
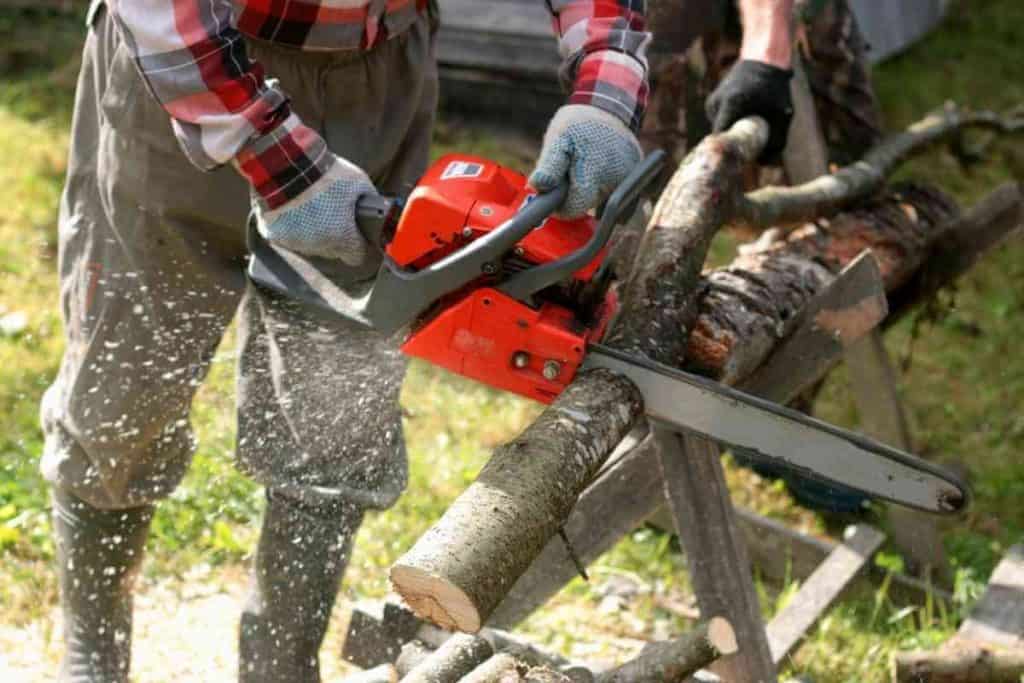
left=686, top=183, right=960, bottom=382
left=686, top=182, right=1022, bottom=383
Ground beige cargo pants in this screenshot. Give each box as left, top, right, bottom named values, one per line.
left=41, top=1, right=438, bottom=513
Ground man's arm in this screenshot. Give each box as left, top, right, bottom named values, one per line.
left=112, top=1, right=334, bottom=211
left=705, top=0, right=796, bottom=161
left=546, top=0, right=652, bottom=132
left=111, top=2, right=373, bottom=264
left=738, top=0, right=795, bottom=69
left=528, top=2, right=651, bottom=218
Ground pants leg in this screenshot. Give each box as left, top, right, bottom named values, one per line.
left=41, top=4, right=250, bottom=511
left=236, top=16, right=439, bottom=683
left=44, top=5, right=250, bottom=679
left=53, top=489, right=153, bottom=683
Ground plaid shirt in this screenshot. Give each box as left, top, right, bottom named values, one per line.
left=109, top=0, right=649, bottom=210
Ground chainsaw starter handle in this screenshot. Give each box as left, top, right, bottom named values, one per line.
left=497, top=150, right=666, bottom=302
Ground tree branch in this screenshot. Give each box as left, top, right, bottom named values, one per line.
left=736, top=104, right=1024, bottom=231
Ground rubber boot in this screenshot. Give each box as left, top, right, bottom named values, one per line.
left=52, top=489, right=154, bottom=683
left=239, top=489, right=364, bottom=683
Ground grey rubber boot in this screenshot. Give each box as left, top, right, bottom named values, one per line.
left=239, top=489, right=364, bottom=683
left=52, top=489, right=154, bottom=683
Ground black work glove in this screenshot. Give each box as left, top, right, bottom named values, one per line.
left=706, top=60, right=794, bottom=163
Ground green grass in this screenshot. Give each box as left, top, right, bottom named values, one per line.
left=1, top=2, right=1023, bottom=680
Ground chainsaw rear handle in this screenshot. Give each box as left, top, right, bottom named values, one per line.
left=497, top=150, right=666, bottom=301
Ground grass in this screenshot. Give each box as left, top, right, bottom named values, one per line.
left=1, top=1, right=1023, bottom=680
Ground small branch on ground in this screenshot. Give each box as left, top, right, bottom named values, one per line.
left=595, top=616, right=738, bottom=683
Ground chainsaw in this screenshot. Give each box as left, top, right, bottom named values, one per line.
left=247, top=151, right=969, bottom=515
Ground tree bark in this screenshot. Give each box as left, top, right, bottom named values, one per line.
left=400, top=633, right=493, bottom=683
left=605, top=116, right=769, bottom=361
left=595, top=617, right=738, bottom=683
left=390, top=370, right=643, bottom=632
left=893, top=646, right=1024, bottom=683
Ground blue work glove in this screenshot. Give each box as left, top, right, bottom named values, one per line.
left=253, top=156, right=377, bottom=266
left=529, top=104, right=642, bottom=219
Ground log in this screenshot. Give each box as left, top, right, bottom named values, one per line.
left=462, top=654, right=523, bottom=683
left=595, top=617, right=738, bottom=683
left=685, top=183, right=961, bottom=383
left=737, top=104, right=1024, bottom=230
left=605, top=116, right=769, bottom=360
left=396, top=641, right=434, bottom=677
left=342, top=664, right=399, bottom=683
left=892, top=646, right=1024, bottom=683
left=343, top=600, right=582, bottom=673
left=390, top=370, right=644, bottom=632
left=400, top=633, right=493, bottom=683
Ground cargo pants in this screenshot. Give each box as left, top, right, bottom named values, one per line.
left=41, top=3, right=438, bottom=514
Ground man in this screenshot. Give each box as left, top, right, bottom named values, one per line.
left=41, top=1, right=800, bottom=682
left=44, top=1, right=651, bottom=680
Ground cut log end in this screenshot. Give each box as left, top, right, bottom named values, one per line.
left=390, top=565, right=481, bottom=633
left=707, top=615, right=739, bottom=656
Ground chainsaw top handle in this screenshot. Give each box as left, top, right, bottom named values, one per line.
left=359, top=151, right=666, bottom=333
left=497, top=150, right=665, bottom=301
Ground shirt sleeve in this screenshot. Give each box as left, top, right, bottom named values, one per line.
left=547, top=0, right=652, bottom=132
left=111, top=1, right=334, bottom=210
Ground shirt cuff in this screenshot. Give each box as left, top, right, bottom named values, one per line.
left=568, top=49, right=649, bottom=133
left=233, top=113, right=338, bottom=211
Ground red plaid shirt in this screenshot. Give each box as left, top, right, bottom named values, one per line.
left=108, top=0, right=649, bottom=210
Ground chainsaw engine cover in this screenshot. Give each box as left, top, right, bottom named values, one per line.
left=394, top=154, right=615, bottom=402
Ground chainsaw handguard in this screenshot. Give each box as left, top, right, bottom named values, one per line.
left=247, top=151, right=665, bottom=335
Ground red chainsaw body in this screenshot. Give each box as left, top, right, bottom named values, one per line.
left=392, top=154, right=616, bottom=403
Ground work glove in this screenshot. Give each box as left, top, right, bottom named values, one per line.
left=253, top=156, right=377, bottom=266
left=706, top=60, right=794, bottom=163
left=529, top=104, right=642, bottom=219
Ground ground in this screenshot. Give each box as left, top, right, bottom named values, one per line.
left=1, top=1, right=1023, bottom=681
